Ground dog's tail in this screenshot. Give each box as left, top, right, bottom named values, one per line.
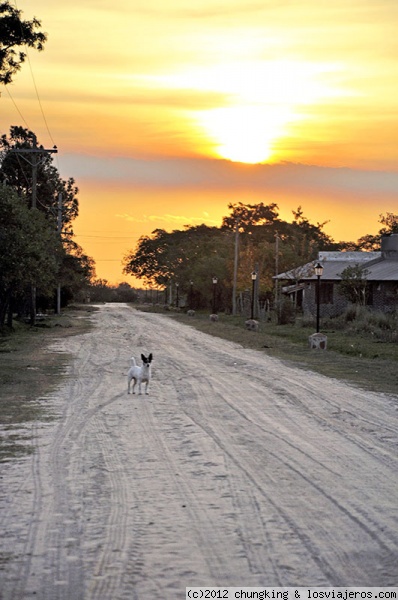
left=130, top=357, right=137, bottom=366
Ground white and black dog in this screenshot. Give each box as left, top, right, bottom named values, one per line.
left=127, top=353, right=153, bottom=395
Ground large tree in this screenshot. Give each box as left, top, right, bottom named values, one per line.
left=349, top=212, right=398, bottom=251
left=123, top=203, right=342, bottom=310
left=222, top=202, right=339, bottom=294
left=0, top=127, right=79, bottom=234
left=123, top=225, right=232, bottom=309
left=58, top=241, right=96, bottom=305
left=0, top=126, right=96, bottom=317
left=0, top=1, right=46, bottom=84
left=0, top=186, right=62, bottom=325
left=221, top=201, right=280, bottom=233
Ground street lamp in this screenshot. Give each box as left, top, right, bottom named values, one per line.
left=314, top=262, right=324, bottom=333
left=176, top=282, right=179, bottom=308
left=251, top=271, right=257, bottom=320
left=212, top=276, right=218, bottom=314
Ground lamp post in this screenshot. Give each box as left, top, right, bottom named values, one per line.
left=314, top=262, right=324, bottom=333
left=212, top=276, right=218, bottom=314
left=176, top=282, right=179, bottom=308
left=251, top=271, right=257, bottom=320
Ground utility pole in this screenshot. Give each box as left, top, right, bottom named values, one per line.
left=9, top=135, right=57, bottom=208
left=254, top=262, right=259, bottom=319
left=232, top=220, right=239, bottom=315
left=9, top=136, right=58, bottom=324
left=274, top=232, right=280, bottom=310
left=56, top=192, right=62, bottom=315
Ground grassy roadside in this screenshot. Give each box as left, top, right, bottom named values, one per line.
left=0, top=305, right=96, bottom=462
left=136, top=306, right=398, bottom=397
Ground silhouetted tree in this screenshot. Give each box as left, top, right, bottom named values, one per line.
left=0, top=127, right=78, bottom=234
left=0, top=186, right=62, bottom=325
left=0, top=125, right=96, bottom=316
left=0, top=2, right=46, bottom=84
left=123, top=204, right=340, bottom=310
left=348, top=212, right=398, bottom=251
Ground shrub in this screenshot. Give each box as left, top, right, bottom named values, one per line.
left=276, top=297, right=297, bottom=325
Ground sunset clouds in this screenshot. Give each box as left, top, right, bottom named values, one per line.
left=3, top=0, right=398, bottom=282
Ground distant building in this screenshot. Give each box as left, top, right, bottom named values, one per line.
left=275, top=234, right=398, bottom=317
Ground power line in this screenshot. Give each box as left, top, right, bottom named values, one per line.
left=4, top=85, right=30, bottom=128
left=11, top=0, right=57, bottom=152
left=9, top=138, right=57, bottom=210
left=25, top=51, right=56, bottom=147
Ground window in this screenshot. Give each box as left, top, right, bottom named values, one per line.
left=319, top=282, right=334, bottom=304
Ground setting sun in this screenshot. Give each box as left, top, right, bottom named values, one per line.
left=147, top=59, right=346, bottom=163
left=2, top=0, right=398, bottom=283
left=196, top=104, right=293, bottom=164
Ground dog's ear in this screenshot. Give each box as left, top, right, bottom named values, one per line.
left=141, top=353, right=147, bottom=363
left=148, top=353, right=153, bottom=362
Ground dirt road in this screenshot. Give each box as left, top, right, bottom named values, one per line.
left=1, top=303, right=398, bottom=599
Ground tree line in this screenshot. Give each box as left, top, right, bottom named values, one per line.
left=0, top=126, right=95, bottom=326
left=0, top=3, right=95, bottom=326
left=122, top=204, right=398, bottom=313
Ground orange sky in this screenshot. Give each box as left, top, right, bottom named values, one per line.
left=3, top=0, right=398, bottom=284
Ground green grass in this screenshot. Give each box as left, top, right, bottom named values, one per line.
left=136, top=305, right=398, bottom=396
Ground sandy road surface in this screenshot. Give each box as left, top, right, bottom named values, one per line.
left=1, top=303, right=398, bottom=599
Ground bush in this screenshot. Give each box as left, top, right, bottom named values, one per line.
left=344, top=305, right=360, bottom=323
left=276, top=297, right=297, bottom=325
left=323, top=306, right=398, bottom=342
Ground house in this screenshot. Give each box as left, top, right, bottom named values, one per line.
left=275, top=234, right=398, bottom=317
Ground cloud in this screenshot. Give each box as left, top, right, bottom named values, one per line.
left=60, top=153, right=398, bottom=199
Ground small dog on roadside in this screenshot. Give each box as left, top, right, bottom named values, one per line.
left=127, top=353, right=153, bottom=395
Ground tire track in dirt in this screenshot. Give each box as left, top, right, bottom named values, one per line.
left=51, top=308, right=136, bottom=599
left=84, top=411, right=131, bottom=600
left=145, top=347, right=333, bottom=584
left=22, top=335, right=113, bottom=597
left=174, top=375, right=340, bottom=584
left=223, top=460, right=285, bottom=584
left=209, top=372, right=398, bottom=546
left=127, top=308, right=397, bottom=577
left=134, top=396, right=243, bottom=582
left=173, top=367, right=398, bottom=584
left=245, top=369, right=398, bottom=468
left=1, top=305, right=398, bottom=598
left=1, top=306, right=136, bottom=599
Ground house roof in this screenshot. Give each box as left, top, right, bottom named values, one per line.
left=319, top=251, right=381, bottom=262
left=275, top=251, right=398, bottom=283
left=365, top=259, right=398, bottom=281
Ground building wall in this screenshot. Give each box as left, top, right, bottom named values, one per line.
left=301, top=281, right=398, bottom=317
left=372, top=282, right=398, bottom=312
left=302, top=282, right=347, bottom=318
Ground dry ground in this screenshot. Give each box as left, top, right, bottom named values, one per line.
left=0, top=307, right=95, bottom=462
left=1, top=303, right=397, bottom=599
